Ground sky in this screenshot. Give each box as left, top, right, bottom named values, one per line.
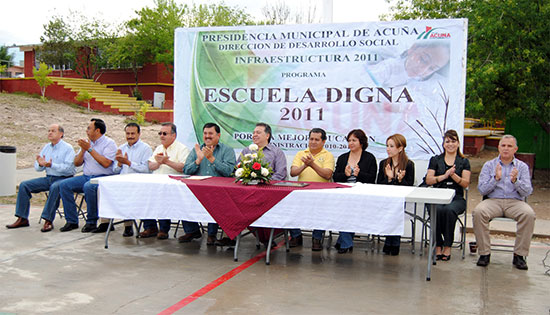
left=1, top=0, right=391, bottom=65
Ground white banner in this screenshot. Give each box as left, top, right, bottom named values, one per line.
left=174, top=19, right=468, bottom=161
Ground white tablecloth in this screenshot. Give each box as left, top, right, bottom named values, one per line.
left=98, top=174, right=417, bottom=235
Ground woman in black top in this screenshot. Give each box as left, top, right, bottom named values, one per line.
left=425, top=130, right=471, bottom=261
left=376, top=134, right=415, bottom=256
left=333, top=129, right=377, bottom=253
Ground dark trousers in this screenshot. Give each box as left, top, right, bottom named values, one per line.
left=435, top=196, right=466, bottom=247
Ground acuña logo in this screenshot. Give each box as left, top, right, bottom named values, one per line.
left=417, top=26, right=451, bottom=39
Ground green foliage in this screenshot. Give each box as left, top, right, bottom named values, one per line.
left=76, top=90, right=93, bottom=111
left=0, top=45, right=14, bottom=66
left=106, top=32, right=148, bottom=87
left=39, top=12, right=117, bottom=79
left=0, top=64, right=6, bottom=73
left=71, top=13, right=117, bottom=79
left=132, top=87, right=143, bottom=100
left=32, top=63, right=53, bottom=101
left=135, top=102, right=149, bottom=125
left=122, top=0, right=254, bottom=78
left=39, top=16, right=74, bottom=76
left=385, top=0, right=550, bottom=133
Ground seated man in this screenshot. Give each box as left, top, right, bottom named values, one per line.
left=237, top=122, right=287, bottom=246
left=57, top=118, right=117, bottom=232
left=473, top=135, right=535, bottom=270
left=6, top=124, right=75, bottom=232
left=289, top=128, right=334, bottom=250
left=93, top=122, right=152, bottom=236
left=180, top=123, right=236, bottom=245
left=139, top=122, right=190, bottom=240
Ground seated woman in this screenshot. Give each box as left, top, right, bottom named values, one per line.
left=333, top=129, right=377, bottom=253
left=376, top=134, right=415, bottom=256
left=424, top=129, right=471, bottom=261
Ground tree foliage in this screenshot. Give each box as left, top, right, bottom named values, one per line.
left=0, top=45, right=14, bottom=66
left=385, top=0, right=550, bottom=133
left=117, top=0, right=253, bottom=78
left=32, top=62, right=53, bottom=102
left=70, top=13, right=117, bottom=79
left=39, top=13, right=116, bottom=79
left=76, top=90, right=93, bottom=111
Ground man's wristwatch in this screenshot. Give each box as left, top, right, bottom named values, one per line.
left=87, top=148, right=93, bottom=153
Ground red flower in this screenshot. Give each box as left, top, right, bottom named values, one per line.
left=252, top=162, right=261, bottom=170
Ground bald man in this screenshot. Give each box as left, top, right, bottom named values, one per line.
left=6, top=124, right=76, bottom=232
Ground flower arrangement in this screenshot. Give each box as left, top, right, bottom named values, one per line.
left=234, top=144, right=273, bottom=184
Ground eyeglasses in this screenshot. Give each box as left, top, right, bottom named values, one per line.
left=158, top=131, right=171, bottom=136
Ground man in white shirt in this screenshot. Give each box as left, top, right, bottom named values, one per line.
left=139, top=122, right=190, bottom=240
left=93, top=122, right=153, bottom=236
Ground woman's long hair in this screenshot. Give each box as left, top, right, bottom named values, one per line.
left=384, top=134, right=409, bottom=172
left=442, top=129, right=464, bottom=158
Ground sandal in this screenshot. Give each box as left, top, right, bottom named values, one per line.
left=441, top=254, right=451, bottom=261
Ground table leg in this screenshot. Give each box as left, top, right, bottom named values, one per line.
left=284, top=230, right=290, bottom=252
left=265, top=228, right=275, bottom=265
left=104, top=218, right=114, bottom=249
left=234, top=233, right=241, bottom=261
left=411, top=203, right=416, bottom=254
left=426, top=204, right=437, bottom=281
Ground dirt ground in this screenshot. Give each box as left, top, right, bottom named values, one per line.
left=0, top=92, right=548, bottom=219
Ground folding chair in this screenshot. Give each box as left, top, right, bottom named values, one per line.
left=419, top=187, right=468, bottom=259
left=40, top=192, right=87, bottom=222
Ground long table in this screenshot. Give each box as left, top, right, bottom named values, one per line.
left=95, top=174, right=454, bottom=281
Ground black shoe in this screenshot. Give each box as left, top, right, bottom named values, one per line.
left=123, top=226, right=134, bottom=237
left=81, top=223, right=97, bottom=233
left=513, top=254, right=528, bottom=270
left=91, top=223, right=114, bottom=233
left=440, top=254, right=451, bottom=261
left=338, top=246, right=353, bottom=254
left=215, top=237, right=236, bottom=247
left=60, top=222, right=79, bottom=232
left=477, top=254, right=491, bottom=267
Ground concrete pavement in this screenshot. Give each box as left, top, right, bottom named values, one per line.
left=0, top=204, right=549, bottom=314
left=0, top=168, right=549, bottom=314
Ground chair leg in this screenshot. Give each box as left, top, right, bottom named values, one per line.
left=136, top=220, right=143, bottom=238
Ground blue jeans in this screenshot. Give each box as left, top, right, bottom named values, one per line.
left=59, top=175, right=103, bottom=225
left=337, top=232, right=355, bottom=249
left=142, top=219, right=172, bottom=233
left=312, top=229, right=325, bottom=240
left=289, top=228, right=302, bottom=238
left=15, top=175, right=72, bottom=221
left=182, top=221, right=218, bottom=236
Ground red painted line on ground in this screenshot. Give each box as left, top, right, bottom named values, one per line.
left=158, top=240, right=283, bottom=315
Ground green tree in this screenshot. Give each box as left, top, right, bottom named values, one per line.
left=107, top=29, right=150, bottom=89
left=0, top=45, right=14, bottom=67
left=32, top=62, right=54, bottom=102
left=70, top=12, right=117, bottom=79
left=76, top=90, right=93, bottom=111
left=122, top=0, right=253, bottom=78
left=385, top=0, right=550, bottom=133
left=39, top=16, right=74, bottom=77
